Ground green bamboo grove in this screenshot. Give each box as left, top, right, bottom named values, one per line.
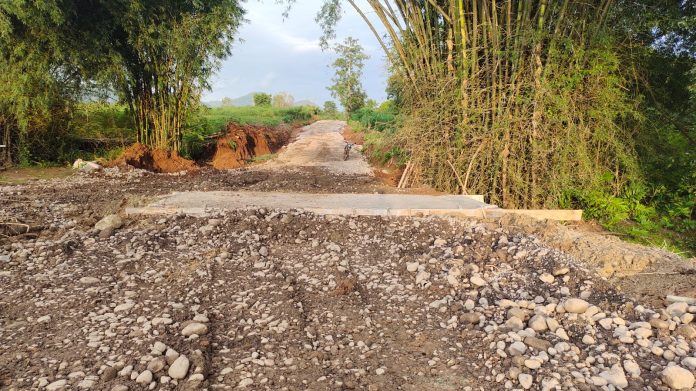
left=324, top=0, right=637, bottom=208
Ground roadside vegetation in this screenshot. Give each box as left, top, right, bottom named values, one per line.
left=314, top=1, right=695, bottom=256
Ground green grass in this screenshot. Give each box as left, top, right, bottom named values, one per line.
left=250, top=153, right=277, bottom=163
left=197, top=105, right=317, bottom=131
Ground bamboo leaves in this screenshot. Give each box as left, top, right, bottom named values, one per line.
left=318, top=0, right=636, bottom=208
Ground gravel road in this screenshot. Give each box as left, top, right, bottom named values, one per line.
left=260, top=120, right=373, bottom=176
left=0, top=120, right=695, bottom=390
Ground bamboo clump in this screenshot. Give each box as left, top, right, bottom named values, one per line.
left=347, top=0, right=635, bottom=208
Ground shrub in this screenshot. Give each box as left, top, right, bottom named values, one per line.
left=253, top=93, right=272, bottom=107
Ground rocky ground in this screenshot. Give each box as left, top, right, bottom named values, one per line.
left=1, top=120, right=695, bottom=390
left=0, top=168, right=695, bottom=391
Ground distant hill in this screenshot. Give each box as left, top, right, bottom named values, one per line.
left=203, top=93, right=316, bottom=108
left=296, top=99, right=317, bottom=107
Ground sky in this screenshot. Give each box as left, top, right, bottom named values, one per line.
left=203, top=0, right=389, bottom=105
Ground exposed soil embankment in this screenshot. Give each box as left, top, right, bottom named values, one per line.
left=210, top=123, right=291, bottom=169
left=110, top=143, right=197, bottom=173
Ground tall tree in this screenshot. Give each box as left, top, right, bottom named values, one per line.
left=328, top=37, right=368, bottom=114
left=0, top=0, right=245, bottom=154
left=0, top=0, right=83, bottom=164
left=316, top=1, right=641, bottom=208
left=254, top=93, right=272, bottom=107
left=272, top=92, right=295, bottom=108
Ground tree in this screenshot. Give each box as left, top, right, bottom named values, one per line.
left=328, top=37, right=368, bottom=114
left=221, top=97, right=234, bottom=107
left=323, top=101, right=338, bottom=114
left=0, top=0, right=84, bottom=164
left=315, top=1, right=642, bottom=208
left=272, top=92, right=295, bottom=108
left=1, top=0, right=246, bottom=153
left=254, top=93, right=272, bottom=106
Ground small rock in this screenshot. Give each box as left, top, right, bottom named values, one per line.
left=538, top=273, right=554, bottom=284
left=505, top=317, right=524, bottom=331
left=470, top=275, right=487, bottom=287
left=676, top=325, right=696, bottom=339
left=135, top=370, right=152, bottom=384
left=237, top=378, right=254, bottom=388
left=528, top=315, right=547, bottom=332
left=524, top=336, right=551, bottom=351
left=662, top=365, right=695, bottom=390
left=563, top=298, right=590, bottom=314
left=147, top=357, right=166, bottom=373
left=667, top=302, right=689, bottom=318
left=682, top=357, right=696, bottom=371
left=415, top=270, right=430, bottom=285
left=459, top=313, right=481, bottom=325
left=95, top=214, right=123, bottom=231
left=46, top=379, right=68, bottom=391
left=168, top=355, right=190, bottom=379
left=599, top=364, right=628, bottom=388
left=101, top=367, right=118, bottom=382
left=114, top=302, right=134, bottom=312
left=182, top=322, right=208, bottom=336
left=406, top=262, right=419, bottom=272
left=524, top=359, right=541, bottom=370
left=518, top=373, right=533, bottom=389
left=508, top=341, right=527, bottom=356
left=79, top=277, right=100, bottom=285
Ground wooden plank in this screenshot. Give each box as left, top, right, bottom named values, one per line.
left=485, top=209, right=583, bottom=221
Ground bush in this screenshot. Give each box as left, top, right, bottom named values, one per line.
left=350, top=108, right=396, bottom=132
left=253, top=93, right=272, bottom=107
left=562, top=177, right=695, bottom=256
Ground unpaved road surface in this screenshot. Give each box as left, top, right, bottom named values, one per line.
left=1, top=120, right=696, bottom=390
left=261, top=120, right=373, bottom=176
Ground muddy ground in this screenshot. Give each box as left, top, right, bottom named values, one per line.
left=1, top=121, right=695, bottom=390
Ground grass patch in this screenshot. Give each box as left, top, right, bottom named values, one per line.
left=249, top=153, right=277, bottom=163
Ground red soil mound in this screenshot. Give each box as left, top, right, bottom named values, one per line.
left=112, top=143, right=197, bottom=173
left=210, top=124, right=292, bottom=169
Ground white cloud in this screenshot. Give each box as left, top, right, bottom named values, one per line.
left=276, top=33, right=322, bottom=53
left=260, top=71, right=277, bottom=88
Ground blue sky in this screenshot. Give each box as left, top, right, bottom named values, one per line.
left=203, top=0, right=389, bottom=105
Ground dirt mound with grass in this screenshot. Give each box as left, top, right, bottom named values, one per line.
left=112, top=143, right=197, bottom=173
left=210, top=124, right=292, bottom=169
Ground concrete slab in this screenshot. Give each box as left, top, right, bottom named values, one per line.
left=126, top=191, right=581, bottom=221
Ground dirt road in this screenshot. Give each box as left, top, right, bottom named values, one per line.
left=261, top=120, right=373, bottom=176
left=1, top=121, right=696, bottom=390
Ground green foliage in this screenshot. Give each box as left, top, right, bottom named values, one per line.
left=251, top=153, right=277, bottom=162
left=350, top=108, right=396, bottom=132
left=563, top=178, right=695, bottom=256
left=323, top=101, right=338, bottom=114
left=0, top=0, right=246, bottom=153
left=228, top=140, right=238, bottom=150
left=71, top=103, right=134, bottom=139
left=328, top=37, right=368, bottom=114
left=254, top=93, right=272, bottom=107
